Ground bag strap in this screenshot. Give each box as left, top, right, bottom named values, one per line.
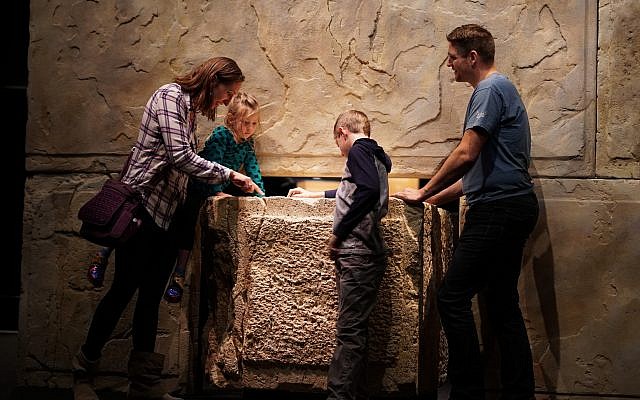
left=117, top=146, right=136, bottom=181
left=118, top=143, right=165, bottom=190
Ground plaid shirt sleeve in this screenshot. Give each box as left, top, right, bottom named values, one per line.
left=157, top=88, right=232, bottom=183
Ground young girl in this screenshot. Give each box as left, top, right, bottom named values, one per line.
left=86, top=92, right=266, bottom=303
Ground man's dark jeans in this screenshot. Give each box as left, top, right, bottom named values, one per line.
left=438, top=192, right=539, bottom=400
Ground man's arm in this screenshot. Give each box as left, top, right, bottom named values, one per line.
left=425, top=179, right=463, bottom=206
left=393, top=128, right=487, bottom=204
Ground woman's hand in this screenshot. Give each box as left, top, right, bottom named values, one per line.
left=230, top=171, right=264, bottom=195
left=287, top=187, right=324, bottom=198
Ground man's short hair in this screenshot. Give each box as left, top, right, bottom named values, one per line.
left=334, top=110, right=371, bottom=138
left=447, top=24, right=495, bottom=64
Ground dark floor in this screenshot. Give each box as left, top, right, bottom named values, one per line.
left=6, top=387, right=449, bottom=400
left=2, top=332, right=450, bottom=400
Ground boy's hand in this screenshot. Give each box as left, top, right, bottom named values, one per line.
left=328, top=235, right=340, bottom=260
left=230, top=171, right=264, bottom=196
left=392, top=188, right=425, bottom=205
left=287, top=187, right=323, bottom=198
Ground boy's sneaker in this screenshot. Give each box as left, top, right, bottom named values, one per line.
left=164, top=273, right=185, bottom=303
left=87, top=253, right=108, bottom=287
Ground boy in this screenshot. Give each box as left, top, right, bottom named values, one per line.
left=288, top=109, right=392, bottom=400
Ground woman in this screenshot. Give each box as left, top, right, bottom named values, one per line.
left=72, top=57, right=260, bottom=400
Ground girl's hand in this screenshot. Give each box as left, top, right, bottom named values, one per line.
left=328, top=235, right=340, bottom=260
left=230, top=171, right=264, bottom=195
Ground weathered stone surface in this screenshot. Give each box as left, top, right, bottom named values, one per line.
left=28, top=1, right=599, bottom=178
left=18, top=175, right=182, bottom=391
left=16, top=176, right=640, bottom=395
left=419, top=206, right=456, bottom=392
left=203, top=197, right=451, bottom=395
left=596, top=0, right=640, bottom=178
left=523, top=179, right=640, bottom=393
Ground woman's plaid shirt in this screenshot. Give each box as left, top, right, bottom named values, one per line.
left=121, top=83, right=231, bottom=230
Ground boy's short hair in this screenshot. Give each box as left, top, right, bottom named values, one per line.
left=334, top=110, right=371, bottom=138
left=447, top=24, right=495, bottom=64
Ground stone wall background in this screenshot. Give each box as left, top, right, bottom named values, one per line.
left=20, top=0, right=640, bottom=397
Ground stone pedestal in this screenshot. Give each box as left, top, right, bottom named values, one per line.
left=200, top=196, right=455, bottom=396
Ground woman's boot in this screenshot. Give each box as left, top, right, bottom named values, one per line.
left=127, top=350, right=183, bottom=400
left=71, top=349, right=100, bottom=400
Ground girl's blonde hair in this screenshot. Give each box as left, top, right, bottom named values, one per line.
left=224, top=92, right=261, bottom=142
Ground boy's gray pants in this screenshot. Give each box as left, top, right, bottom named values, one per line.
left=326, top=253, right=386, bottom=400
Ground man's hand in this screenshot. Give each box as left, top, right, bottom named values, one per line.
left=392, top=188, right=426, bottom=205
left=230, top=171, right=264, bottom=196
left=287, top=187, right=323, bottom=198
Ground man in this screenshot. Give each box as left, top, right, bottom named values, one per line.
left=394, top=24, right=539, bottom=400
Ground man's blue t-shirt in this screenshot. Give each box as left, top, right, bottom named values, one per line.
left=462, top=73, right=533, bottom=204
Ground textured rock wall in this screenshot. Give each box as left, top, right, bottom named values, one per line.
left=26, top=1, right=598, bottom=178
left=18, top=175, right=185, bottom=391
left=523, top=179, right=640, bottom=393
left=597, top=0, right=640, bottom=178
left=19, top=0, right=640, bottom=397
left=201, top=197, right=453, bottom=396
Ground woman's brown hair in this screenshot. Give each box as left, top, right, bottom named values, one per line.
left=175, top=57, right=245, bottom=121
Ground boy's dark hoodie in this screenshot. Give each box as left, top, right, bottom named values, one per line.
left=325, top=137, right=392, bottom=255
